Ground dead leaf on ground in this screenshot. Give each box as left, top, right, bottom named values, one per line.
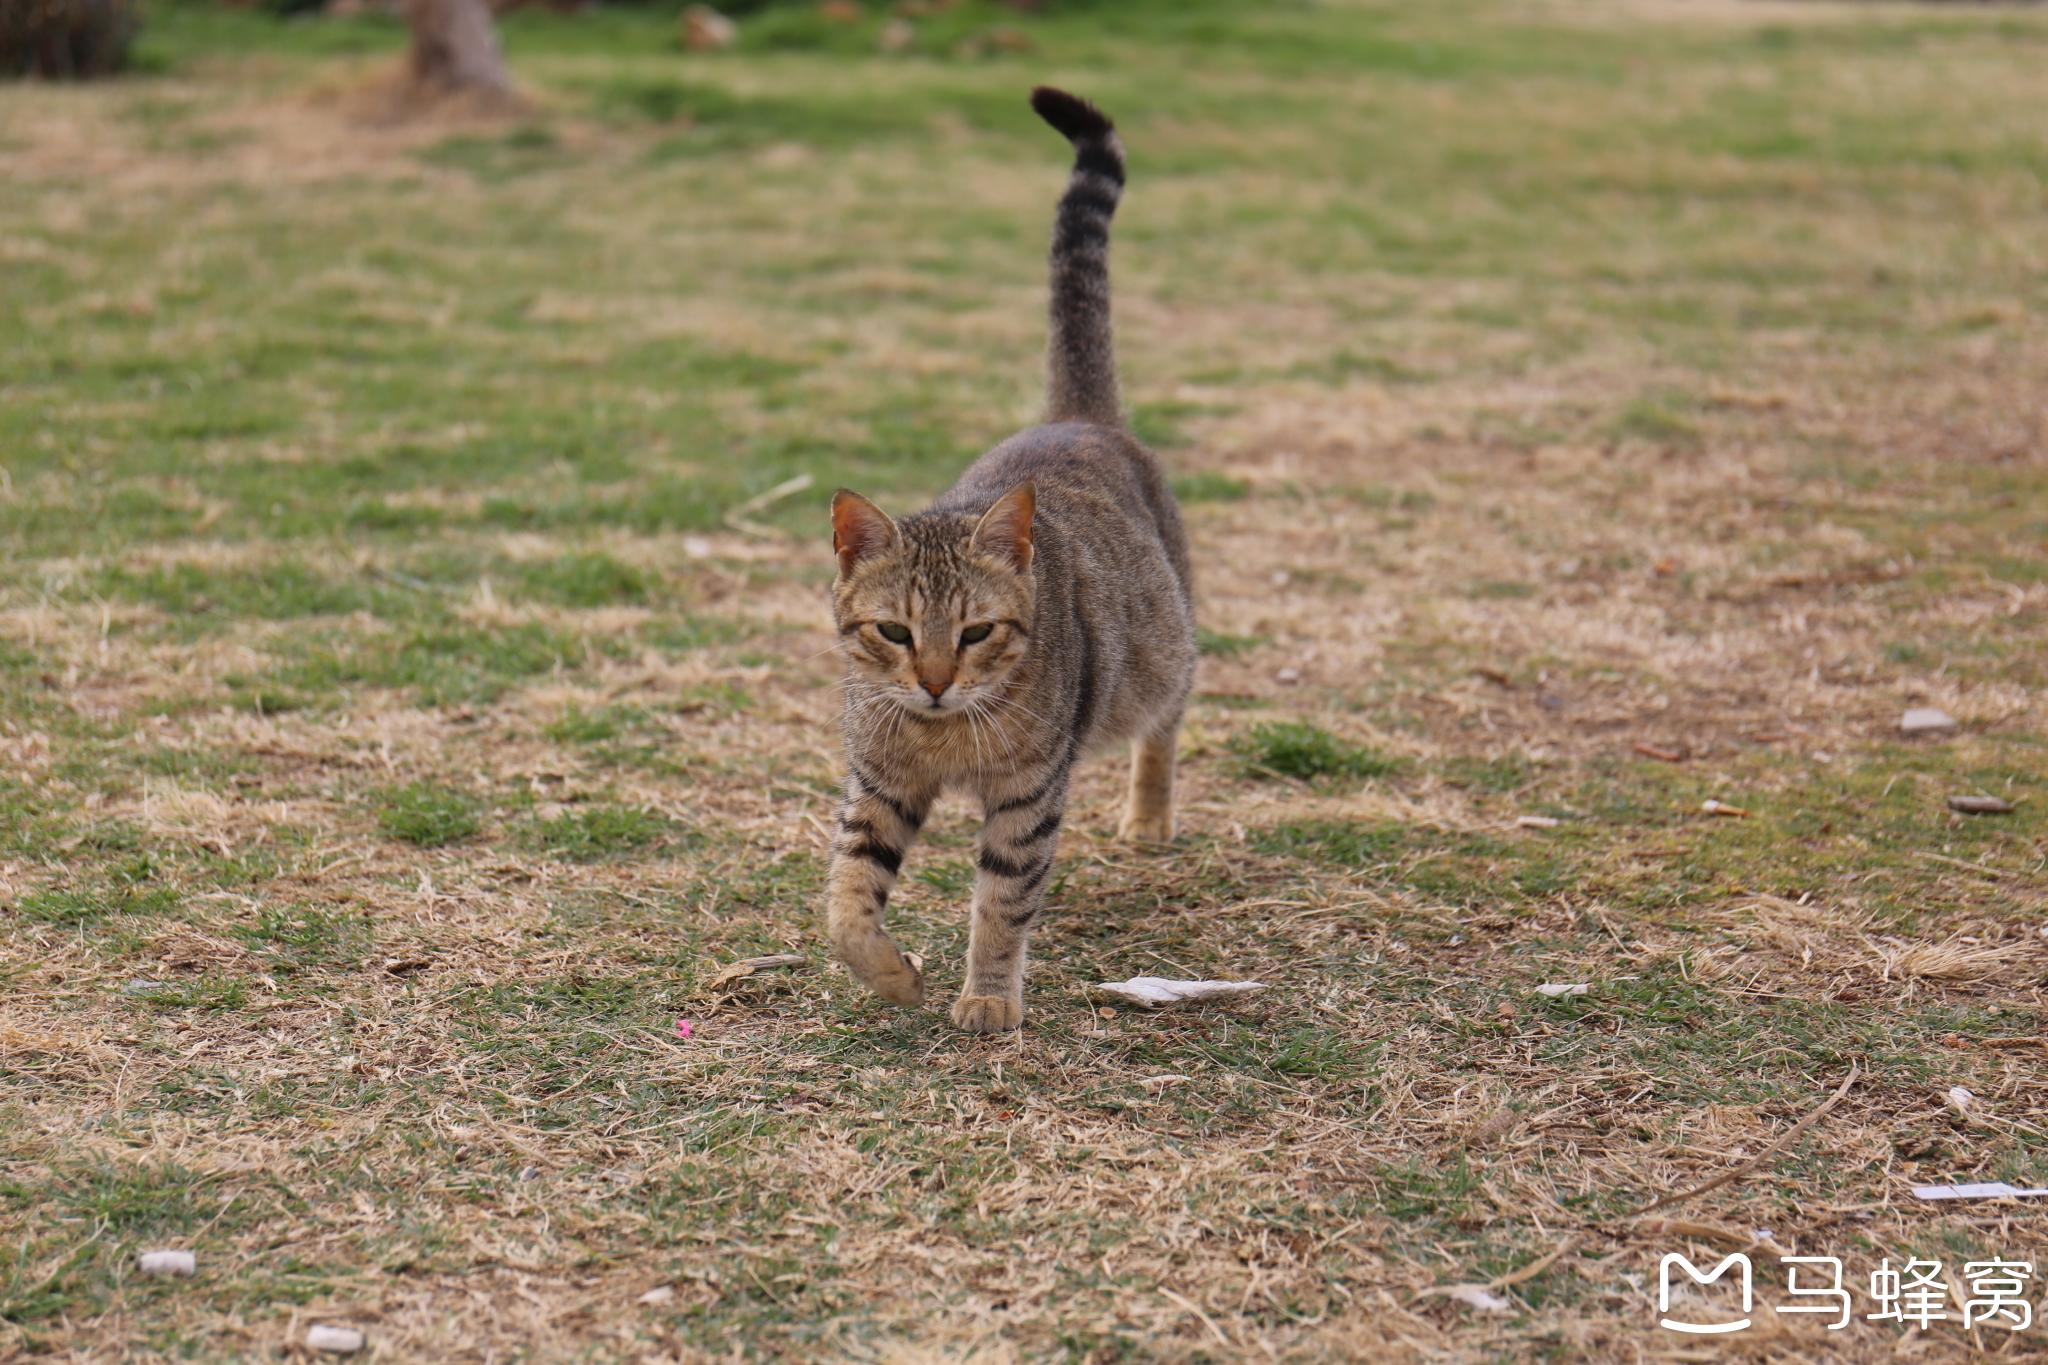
left=706, top=954, right=807, bottom=989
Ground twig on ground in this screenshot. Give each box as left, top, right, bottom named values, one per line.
left=1625, top=1063, right=1861, bottom=1217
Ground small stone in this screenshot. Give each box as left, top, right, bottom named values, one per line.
left=1446, top=1284, right=1513, bottom=1313
left=1901, top=708, right=1956, bottom=735
left=639, top=1284, right=676, bottom=1304
left=680, top=4, right=736, bottom=49
left=1947, top=795, right=2015, bottom=815
left=1275, top=667, right=1302, bottom=686
left=306, top=1325, right=366, bottom=1355
left=137, top=1249, right=196, bottom=1276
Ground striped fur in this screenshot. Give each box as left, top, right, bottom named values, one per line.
left=1033, top=86, right=1125, bottom=427
left=824, top=89, right=1195, bottom=1034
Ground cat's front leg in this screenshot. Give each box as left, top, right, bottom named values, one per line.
left=826, top=766, right=934, bottom=1007
left=954, top=766, right=1070, bottom=1033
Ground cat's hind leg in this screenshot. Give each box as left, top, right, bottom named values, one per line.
left=954, top=766, right=1071, bottom=1032
left=1117, top=712, right=1180, bottom=844
left=826, top=768, right=935, bottom=1007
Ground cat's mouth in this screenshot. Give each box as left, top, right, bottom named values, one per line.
left=892, top=687, right=966, bottom=717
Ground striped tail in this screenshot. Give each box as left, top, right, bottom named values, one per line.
left=1030, top=86, right=1125, bottom=428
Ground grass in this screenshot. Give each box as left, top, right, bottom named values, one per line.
left=374, top=782, right=481, bottom=847
left=1228, top=720, right=1404, bottom=783
left=1, top=0, right=2046, bottom=1361
left=526, top=804, right=679, bottom=861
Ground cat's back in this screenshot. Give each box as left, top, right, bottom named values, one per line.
left=932, top=421, right=1191, bottom=600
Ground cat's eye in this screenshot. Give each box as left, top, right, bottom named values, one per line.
left=876, top=622, right=913, bottom=645
left=959, top=624, right=994, bottom=645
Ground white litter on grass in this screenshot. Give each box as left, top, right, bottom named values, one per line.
left=1535, top=983, right=1590, bottom=997
left=1094, top=977, right=1265, bottom=1009
left=1948, top=1086, right=1975, bottom=1112
left=1911, top=1183, right=2048, bottom=1201
left=137, top=1250, right=195, bottom=1276
left=1515, top=815, right=1561, bottom=829
left=1138, top=1074, right=1196, bottom=1090
left=1446, top=1285, right=1513, bottom=1313
left=1901, top=708, right=1957, bottom=735
left=639, top=1285, right=675, bottom=1304
left=122, top=980, right=167, bottom=995
left=305, top=1325, right=366, bottom=1354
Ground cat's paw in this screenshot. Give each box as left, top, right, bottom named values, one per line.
left=832, top=928, right=926, bottom=1006
left=871, top=953, right=926, bottom=1007
left=1117, top=812, right=1176, bottom=845
left=951, top=995, right=1024, bottom=1033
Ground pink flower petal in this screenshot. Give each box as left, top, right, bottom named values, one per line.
left=674, top=1018, right=694, bottom=1040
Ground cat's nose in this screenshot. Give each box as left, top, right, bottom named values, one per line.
left=920, top=680, right=948, bottom=698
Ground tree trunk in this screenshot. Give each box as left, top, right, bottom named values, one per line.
left=1, top=0, right=138, bottom=79
left=403, top=0, right=510, bottom=97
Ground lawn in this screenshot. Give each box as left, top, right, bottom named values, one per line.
left=2, top=0, right=2045, bottom=1360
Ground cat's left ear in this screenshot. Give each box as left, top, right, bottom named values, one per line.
left=972, top=480, right=1036, bottom=574
left=832, top=490, right=898, bottom=578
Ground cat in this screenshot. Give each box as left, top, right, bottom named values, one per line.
left=823, top=87, right=1196, bottom=1034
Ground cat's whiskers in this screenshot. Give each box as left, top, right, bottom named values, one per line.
left=973, top=690, right=1054, bottom=733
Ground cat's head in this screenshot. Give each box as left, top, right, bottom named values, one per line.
left=829, top=482, right=1036, bottom=717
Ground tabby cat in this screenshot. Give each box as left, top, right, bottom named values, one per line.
left=824, top=88, right=1196, bottom=1034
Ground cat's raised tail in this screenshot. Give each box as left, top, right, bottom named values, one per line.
left=1031, top=86, right=1126, bottom=428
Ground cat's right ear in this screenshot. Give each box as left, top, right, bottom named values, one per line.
left=831, top=490, right=897, bottom=578
left=971, top=480, right=1035, bottom=574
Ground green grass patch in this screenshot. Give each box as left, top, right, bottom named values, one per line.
left=1253, top=819, right=1575, bottom=906
left=1170, top=470, right=1251, bottom=503
left=13, top=877, right=178, bottom=927
left=1196, top=626, right=1265, bottom=661
left=275, top=622, right=601, bottom=708
left=505, top=552, right=650, bottom=607
left=374, top=783, right=482, bottom=848
left=229, top=904, right=369, bottom=973
left=527, top=805, right=680, bottom=862
left=1228, top=722, right=1403, bottom=782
